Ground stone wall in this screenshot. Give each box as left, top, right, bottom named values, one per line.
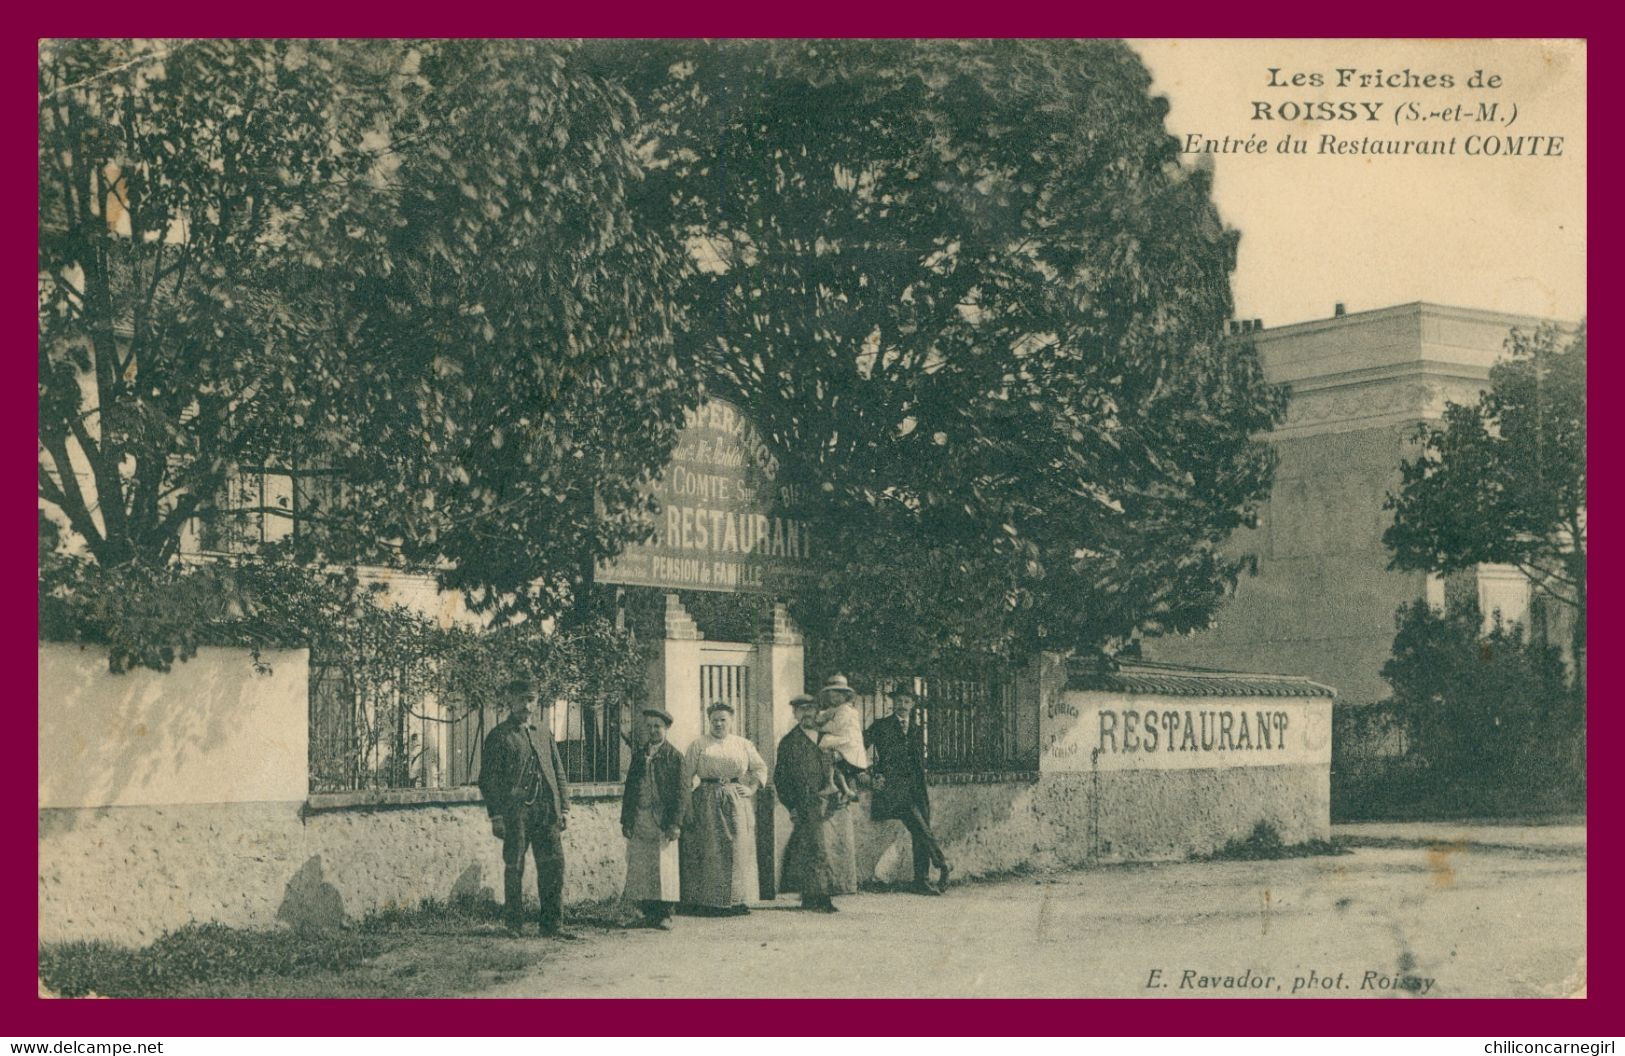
left=39, top=644, right=309, bottom=809
left=39, top=645, right=1331, bottom=946
left=39, top=796, right=627, bottom=946
left=854, top=765, right=1326, bottom=883
left=41, top=763, right=1330, bottom=946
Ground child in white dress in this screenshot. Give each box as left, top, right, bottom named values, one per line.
left=815, top=674, right=869, bottom=801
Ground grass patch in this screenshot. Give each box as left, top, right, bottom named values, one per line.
left=357, top=891, right=639, bottom=934
left=1191, top=822, right=1351, bottom=862
left=42, top=894, right=641, bottom=998
left=356, top=892, right=504, bottom=934
left=39, top=923, right=383, bottom=998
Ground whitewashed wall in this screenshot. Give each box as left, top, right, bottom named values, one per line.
left=38, top=643, right=308, bottom=809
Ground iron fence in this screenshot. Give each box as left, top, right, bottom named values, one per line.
left=855, top=675, right=1037, bottom=774
left=309, top=652, right=628, bottom=794
left=547, top=696, right=628, bottom=785
left=308, top=651, right=485, bottom=794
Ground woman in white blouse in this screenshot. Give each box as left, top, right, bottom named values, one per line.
left=679, top=701, right=769, bottom=916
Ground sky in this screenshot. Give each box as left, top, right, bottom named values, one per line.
left=1130, top=39, right=1586, bottom=328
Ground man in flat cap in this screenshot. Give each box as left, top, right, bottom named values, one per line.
left=777, top=694, right=860, bottom=912
left=620, top=706, right=685, bottom=929
left=478, top=675, right=577, bottom=939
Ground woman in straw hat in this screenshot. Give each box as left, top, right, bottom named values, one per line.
left=679, top=701, right=769, bottom=915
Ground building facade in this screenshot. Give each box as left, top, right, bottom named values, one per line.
left=1148, top=301, right=1557, bottom=704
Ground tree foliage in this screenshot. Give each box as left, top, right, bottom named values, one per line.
left=43, top=40, right=1287, bottom=683
left=1384, top=324, right=1586, bottom=676
left=616, top=40, right=1284, bottom=675
left=314, top=41, right=700, bottom=616
left=39, top=39, right=701, bottom=625
left=1378, top=598, right=1582, bottom=811
left=38, top=40, right=388, bottom=570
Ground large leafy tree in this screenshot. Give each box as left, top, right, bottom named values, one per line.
left=1384, top=324, right=1587, bottom=682
left=616, top=40, right=1284, bottom=674
left=306, top=40, right=699, bottom=618
left=39, top=40, right=700, bottom=632
left=38, top=39, right=388, bottom=570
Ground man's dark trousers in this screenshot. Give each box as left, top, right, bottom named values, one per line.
left=864, top=714, right=947, bottom=885
left=637, top=900, right=674, bottom=924
left=502, top=804, right=564, bottom=931
left=899, top=803, right=945, bottom=883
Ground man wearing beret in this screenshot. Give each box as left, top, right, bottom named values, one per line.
left=478, top=675, right=578, bottom=939
left=620, top=707, right=686, bottom=929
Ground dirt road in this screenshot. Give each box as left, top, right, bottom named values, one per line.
left=475, top=821, right=1585, bottom=999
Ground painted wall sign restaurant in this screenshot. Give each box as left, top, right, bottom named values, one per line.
left=597, top=398, right=819, bottom=594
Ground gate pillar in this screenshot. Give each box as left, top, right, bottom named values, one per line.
left=648, top=593, right=705, bottom=750
left=753, top=601, right=805, bottom=897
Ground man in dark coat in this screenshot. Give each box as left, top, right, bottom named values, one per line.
left=478, top=675, right=578, bottom=938
left=619, top=707, right=686, bottom=929
left=776, top=695, right=847, bottom=912
left=864, top=688, right=951, bottom=894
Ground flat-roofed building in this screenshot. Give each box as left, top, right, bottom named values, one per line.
left=1147, top=301, right=1559, bottom=705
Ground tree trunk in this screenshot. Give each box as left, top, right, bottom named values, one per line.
left=1569, top=551, right=1586, bottom=696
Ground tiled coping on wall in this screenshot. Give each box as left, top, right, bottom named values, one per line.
left=304, top=782, right=625, bottom=813
left=303, top=771, right=1039, bottom=813
left=924, top=771, right=1040, bottom=785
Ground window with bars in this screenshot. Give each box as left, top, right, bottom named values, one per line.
left=700, top=661, right=753, bottom=740
left=197, top=467, right=295, bottom=553
left=189, top=464, right=361, bottom=558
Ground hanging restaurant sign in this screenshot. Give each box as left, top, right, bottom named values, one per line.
left=596, top=398, right=819, bottom=595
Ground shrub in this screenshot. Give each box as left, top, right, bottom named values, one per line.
left=1193, top=821, right=1348, bottom=862
left=1379, top=598, right=1583, bottom=814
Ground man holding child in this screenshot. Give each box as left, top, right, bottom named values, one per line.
left=775, top=693, right=861, bottom=912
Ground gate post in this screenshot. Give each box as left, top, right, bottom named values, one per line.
left=753, top=601, right=805, bottom=769
left=752, top=601, right=805, bottom=897
left=651, top=594, right=705, bottom=750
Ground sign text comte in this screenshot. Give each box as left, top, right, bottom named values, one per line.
left=596, top=398, right=818, bottom=594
